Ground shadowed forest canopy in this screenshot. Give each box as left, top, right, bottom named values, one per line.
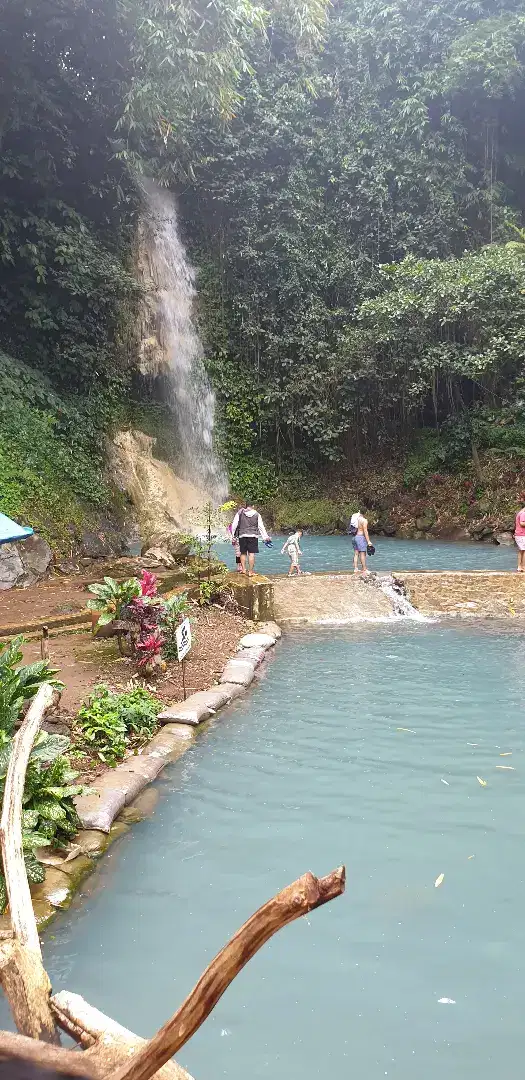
left=1, top=0, right=525, bottom=524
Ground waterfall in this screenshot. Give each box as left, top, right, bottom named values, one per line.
left=140, top=179, right=227, bottom=503
left=376, top=575, right=431, bottom=621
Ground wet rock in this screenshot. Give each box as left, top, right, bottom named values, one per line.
left=142, top=533, right=192, bottom=559
left=381, top=523, right=397, bottom=536
left=20, top=535, right=52, bottom=579
left=119, top=786, right=160, bottom=823
left=0, top=544, right=24, bottom=590
left=495, top=532, right=514, bottom=546
left=415, top=509, right=436, bottom=532
left=141, top=546, right=176, bottom=568
left=31, top=867, right=72, bottom=909
left=73, top=829, right=109, bottom=858
left=33, top=899, right=56, bottom=930
left=470, top=524, right=494, bottom=540
left=81, top=530, right=116, bottom=559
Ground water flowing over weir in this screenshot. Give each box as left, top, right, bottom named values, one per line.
left=272, top=572, right=429, bottom=625
left=139, top=179, right=227, bottom=502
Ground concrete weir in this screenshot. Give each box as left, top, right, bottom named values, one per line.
left=272, top=570, right=525, bottom=624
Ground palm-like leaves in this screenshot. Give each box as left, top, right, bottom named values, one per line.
left=0, top=731, right=84, bottom=912
left=87, top=576, right=141, bottom=624
left=0, top=635, right=63, bottom=738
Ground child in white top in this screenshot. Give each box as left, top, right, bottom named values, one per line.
left=281, top=530, right=303, bottom=575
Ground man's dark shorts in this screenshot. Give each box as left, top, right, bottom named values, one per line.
left=239, top=536, right=259, bottom=555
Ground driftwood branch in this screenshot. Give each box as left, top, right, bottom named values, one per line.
left=0, top=682, right=55, bottom=954
left=111, top=865, right=346, bottom=1080
left=51, top=993, right=193, bottom=1080
left=0, top=1029, right=97, bottom=1076
left=0, top=682, right=60, bottom=1043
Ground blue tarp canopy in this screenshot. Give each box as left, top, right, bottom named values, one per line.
left=0, top=513, right=33, bottom=546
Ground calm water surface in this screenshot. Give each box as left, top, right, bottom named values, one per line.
left=42, top=622, right=525, bottom=1080
left=217, top=534, right=516, bottom=574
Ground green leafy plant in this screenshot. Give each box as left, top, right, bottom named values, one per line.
left=160, top=592, right=191, bottom=660
left=0, top=732, right=84, bottom=912
left=76, top=686, right=161, bottom=766
left=0, top=636, right=63, bottom=743
left=87, top=577, right=141, bottom=627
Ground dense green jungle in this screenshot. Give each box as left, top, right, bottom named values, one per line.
left=2, top=0, right=525, bottom=547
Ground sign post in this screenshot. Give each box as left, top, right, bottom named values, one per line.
left=175, top=617, right=192, bottom=700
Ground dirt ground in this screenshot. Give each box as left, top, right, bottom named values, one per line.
left=21, top=603, right=250, bottom=715
left=0, top=560, right=187, bottom=632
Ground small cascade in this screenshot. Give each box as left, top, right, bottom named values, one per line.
left=273, top=572, right=433, bottom=626
left=375, top=574, right=430, bottom=620
left=139, top=179, right=227, bottom=503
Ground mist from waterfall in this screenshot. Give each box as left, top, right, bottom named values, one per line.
left=141, top=179, right=227, bottom=503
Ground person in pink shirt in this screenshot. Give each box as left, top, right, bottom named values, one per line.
left=514, top=499, right=525, bottom=571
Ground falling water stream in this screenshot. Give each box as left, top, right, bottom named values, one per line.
left=141, top=179, right=227, bottom=502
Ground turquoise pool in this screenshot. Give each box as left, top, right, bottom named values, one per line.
left=217, top=534, right=516, bottom=575
left=39, top=621, right=525, bottom=1080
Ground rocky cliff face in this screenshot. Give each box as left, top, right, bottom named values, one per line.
left=108, top=429, right=208, bottom=548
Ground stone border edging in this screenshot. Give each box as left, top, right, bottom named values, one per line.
left=5, top=619, right=282, bottom=934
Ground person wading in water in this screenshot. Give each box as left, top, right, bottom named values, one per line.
left=348, top=510, right=371, bottom=573
left=231, top=501, right=272, bottom=576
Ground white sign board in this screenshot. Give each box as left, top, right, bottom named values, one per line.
left=176, top=617, right=192, bottom=662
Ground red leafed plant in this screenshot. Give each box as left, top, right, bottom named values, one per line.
left=136, top=630, right=164, bottom=669
left=140, top=570, right=158, bottom=598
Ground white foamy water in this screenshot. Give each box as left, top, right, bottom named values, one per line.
left=377, top=575, right=433, bottom=621
left=141, top=179, right=227, bottom=502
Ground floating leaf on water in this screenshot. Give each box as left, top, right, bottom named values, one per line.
left=434, top=873, right=445, bottom=888
left=476, top=776, right=487, bottom=786
left=438, top=998, right=456, bottom=1004
left=440, top=778, right=449, bottom=785
left=467, top=743, right=480, bottom=747
left=397, top=727, right=416, bottom=733
left=467, top=855, right=475, bottom=860
left=495, top=765, right=515, bottom=770
left=500, top=752, right=512, bottom=757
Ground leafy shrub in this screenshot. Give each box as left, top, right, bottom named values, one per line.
left=76, top=686, right=161, bottom=766
left=227, top=457, right=279, bottom=504
left=0, top=731, right=84, bottom=911
left=87, top=576, right=141, bottom=626
left=403, top=431, right=448, bottom=488
left=0, top=636, right=63, bottom=742
left=0, top=353, right=121, bottom=546
left=266, top=497, right=353, bottom=533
